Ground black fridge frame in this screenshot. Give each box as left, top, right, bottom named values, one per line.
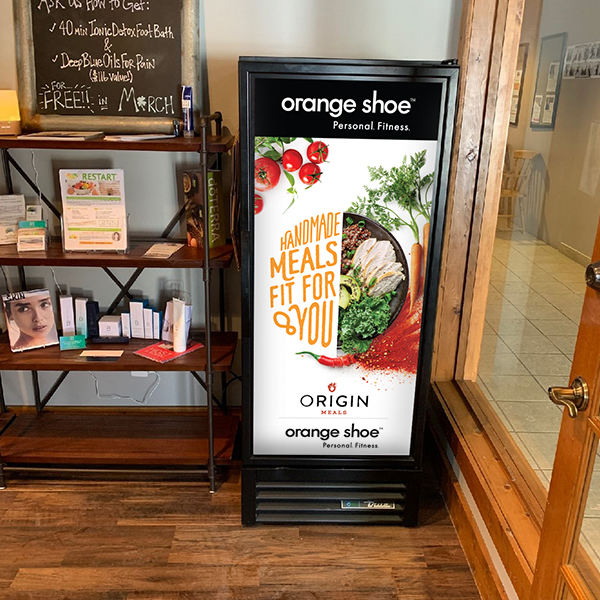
left=239, top=57, right=458, bottom=525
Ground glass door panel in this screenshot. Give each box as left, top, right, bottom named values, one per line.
left=477, top=0, right=600, bottom=497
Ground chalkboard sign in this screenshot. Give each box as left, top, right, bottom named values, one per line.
left=14, top=0, right=202, bottom=133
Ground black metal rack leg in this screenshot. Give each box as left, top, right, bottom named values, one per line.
left=0, top=374, right=6, bottom=414
left=201, top=119, right=215, bottom=493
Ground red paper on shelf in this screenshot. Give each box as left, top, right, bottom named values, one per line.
left=134, top=341, right=203, bottom=363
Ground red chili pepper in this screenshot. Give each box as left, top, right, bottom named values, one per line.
left=296, top=351, right=357, bottom=367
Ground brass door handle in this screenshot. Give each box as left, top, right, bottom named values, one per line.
left=548, top=377, right=589, bottom=418
left=586, top=261, right=600, bottom=289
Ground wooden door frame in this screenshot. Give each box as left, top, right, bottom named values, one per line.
left=428, top=0, right=544, bottom=598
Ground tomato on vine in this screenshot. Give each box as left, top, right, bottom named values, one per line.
left=299, top=163, right=322, bottom=186
left=254, top=194, right=264, bottom=214
left=282, top=149, right=303, bottom=172
left=307, top=141, right=328, bottom=164
left=255, top=157, right=281, bottom=191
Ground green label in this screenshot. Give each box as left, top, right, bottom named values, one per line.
left=59, top=335, right=86, bottom=350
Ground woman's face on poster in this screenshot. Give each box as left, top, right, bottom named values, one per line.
left=10, top=295, right=54, bottom=341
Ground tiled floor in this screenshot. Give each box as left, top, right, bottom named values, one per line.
left=479, top=229, right=600, bottom=568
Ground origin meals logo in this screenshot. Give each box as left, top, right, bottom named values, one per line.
left=298, top=382, right=369, bottom=416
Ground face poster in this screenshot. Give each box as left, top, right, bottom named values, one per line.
left=251, top=75, right=445, bottom=456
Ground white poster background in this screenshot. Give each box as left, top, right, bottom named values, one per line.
left=253, top=137, right=438, bottom=456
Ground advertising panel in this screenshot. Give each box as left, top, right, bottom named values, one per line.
left=248, top=61, right=454, bottom=457
left=243, top=60, right=456, bottom=461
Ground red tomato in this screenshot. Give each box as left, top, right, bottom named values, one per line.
left=255, top=157, right=281, bottom=191
left=254, top=194, right=264, bottom=214
left=307, top=141, right=328, bottom=163
left=299, top=163, right=322, bottom=186
left=282, top=149, right=302, bottom=172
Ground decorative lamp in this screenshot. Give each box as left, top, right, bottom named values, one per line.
left=0, top=90, right=21, bottom=136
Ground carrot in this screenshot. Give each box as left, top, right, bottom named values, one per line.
left=409, top=242, right=423, bottom=313
left=422, top=221, right=430, bottom=284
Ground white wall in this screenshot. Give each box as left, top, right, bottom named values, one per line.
left=509, top=0, right=600, bottom=259
left=0, top=0, right=461, bottom=407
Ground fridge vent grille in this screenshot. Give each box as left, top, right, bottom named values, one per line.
left=254, top=481, right=407, bottom=524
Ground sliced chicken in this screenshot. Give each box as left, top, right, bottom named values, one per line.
left=351, top=238, right=377, bottom=272
left=362, top=241, right=396, bottom=282
left=367, top=263, right=406, bottom=297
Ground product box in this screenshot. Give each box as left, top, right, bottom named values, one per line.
left=121, top=312, right=131, bottom=338
left=143, top=307, right=154, bottom=339
left=153, top=310, right=162, bottom=340
left=59, top=295, right=76, bottom=336
left=74, top=297, right=88, bottom=337
left=129, top=301, right=145, bottom=338
left=183, top=170, right=227, bottom=249
left=98, top=315, right=122, bottom=337
left=86, top=300, right=100, bottom=338
left=26, top=205, right=42, bottom=220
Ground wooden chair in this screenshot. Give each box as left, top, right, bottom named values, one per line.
left=497, top=149, right=538, bottom=232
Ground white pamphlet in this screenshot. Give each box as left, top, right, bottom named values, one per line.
left=59, top=169, right=127, bottom=252
left=0, top=195, right=26, bottom=244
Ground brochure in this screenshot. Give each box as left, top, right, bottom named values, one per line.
left=134, top=340, right=203, bottom=363
left=59, top=169, right=127, bottom=252
left=103, top=134, right=176, bottom=142
left=2, top=289, right=59, bottom=352
left=0, top=194, right=26, bottom=244
left=17, top=131, right=104, bottom=141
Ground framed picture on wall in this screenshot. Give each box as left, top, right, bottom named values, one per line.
left=530, top=32, right=567, bottom=130
left=510, top=43, right=528, bottom=126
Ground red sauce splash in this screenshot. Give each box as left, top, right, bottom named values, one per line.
left=356, top=292, right=422, bottom=374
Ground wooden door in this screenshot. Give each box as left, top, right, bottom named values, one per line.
left=532, top=217, right=600, bottom=599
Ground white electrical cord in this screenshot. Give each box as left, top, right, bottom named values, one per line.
left=89, top=371, right=160, bottom=405
left=50, top=267, right=65, bottom=295
left=31, top=150, right=43, bottom=206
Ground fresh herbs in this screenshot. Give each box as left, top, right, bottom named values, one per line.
left=254, top=137, right=314, bottom=161
left=348, top=149, right=434, bottom=312
left=348, top=150, right=433, bottom=242
left=255, top=137, right=296, bottom=161
left=338, top=293, right=392, bottom=354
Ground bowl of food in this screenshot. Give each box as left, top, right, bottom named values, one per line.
left=72, top=180, right=95, bottom=195
left=337, top=212, right=409, bottom=353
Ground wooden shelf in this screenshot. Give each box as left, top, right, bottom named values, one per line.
left=0, top=410, right=239, bottom=466
left=0, top=134, right=235, bottom=154
left=0, top=240, right=234, bottom=269
left=0, top=332, right=237, bottom=372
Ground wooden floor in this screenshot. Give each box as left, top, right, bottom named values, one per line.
left=0, top=468, right=480, bottom=599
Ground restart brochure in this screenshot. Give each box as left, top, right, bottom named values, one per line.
left=59, top=169, right=127, bottom=252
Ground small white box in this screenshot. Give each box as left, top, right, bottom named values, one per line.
left=152, top=311, right=162, bottom=340
left=26, top=205, right=42, bottom=220
left=59, top=295, right=75, bottom=336
left=98, top=315, right=122, bottom=337
left=143, top=307, right=153, bottom=339
left=130, top=301, right=145, bottom=338
left=74, top=297, right=88, bottom=337
left=121, top=312, right=131, bottom=338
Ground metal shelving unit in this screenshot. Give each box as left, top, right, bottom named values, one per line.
left=0, top=113, right=239, bottom=492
